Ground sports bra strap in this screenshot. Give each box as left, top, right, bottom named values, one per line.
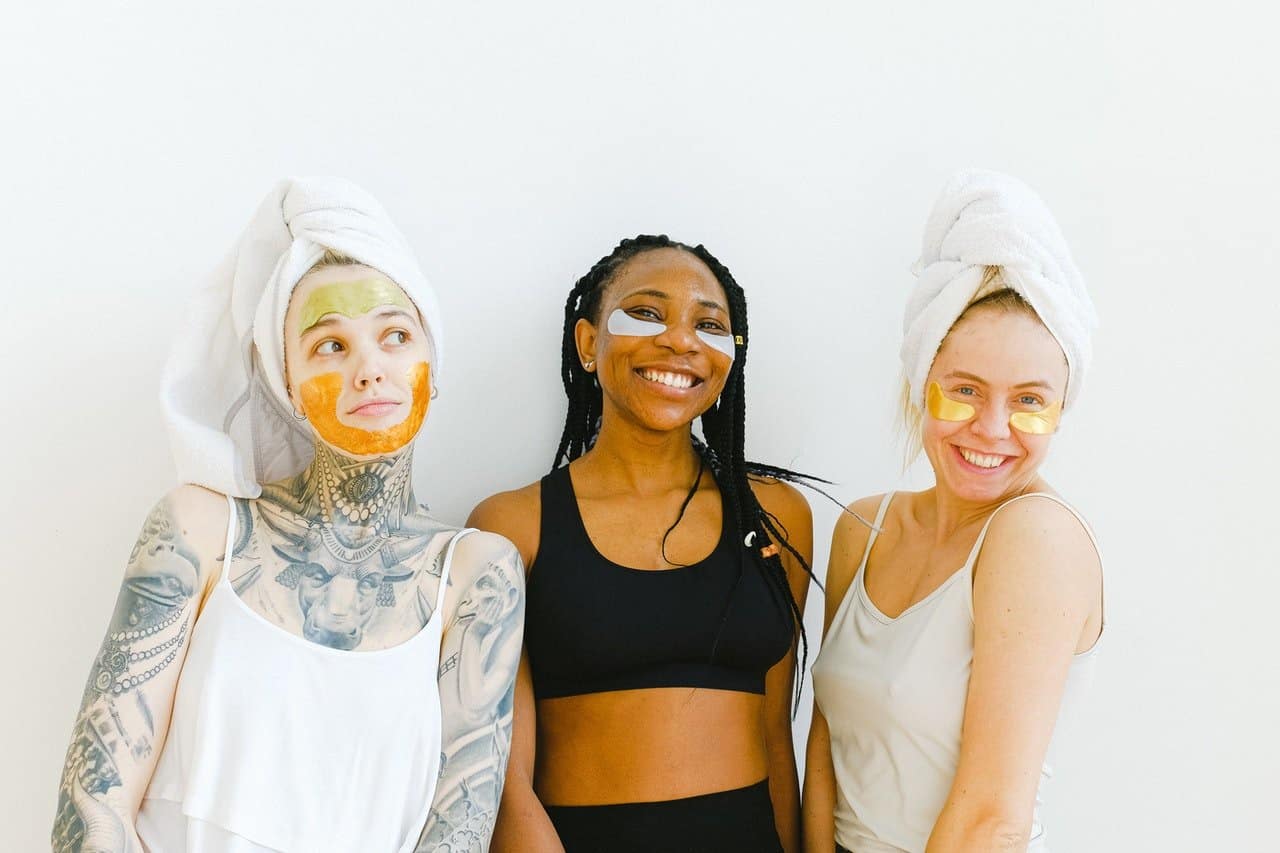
left=435, top=528, right=476, bottom=613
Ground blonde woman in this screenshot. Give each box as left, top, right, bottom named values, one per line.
left=804, top=171, right=1104, bottom=853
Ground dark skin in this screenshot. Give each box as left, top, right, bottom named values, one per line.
left=471, top=249, right=812, bottom=852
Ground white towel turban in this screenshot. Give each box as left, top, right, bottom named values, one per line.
left=160, top=177, right=443, bottom=498
left=901, top=169, right=1097, bottom=412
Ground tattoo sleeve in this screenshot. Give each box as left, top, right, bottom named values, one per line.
left=416, top=538, right=525, bottom=852
left=51, top=497, right=204, bottom=853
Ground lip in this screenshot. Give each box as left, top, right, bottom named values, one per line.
left=634, top=366, right=705, bottom=395
left=950, top=444, right=1015, bottom=475
left=347, top=399, right=402, bottom=417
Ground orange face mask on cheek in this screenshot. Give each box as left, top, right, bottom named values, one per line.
left=299, top=362, right=432, bottom=456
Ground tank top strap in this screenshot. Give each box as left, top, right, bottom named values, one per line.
left=855, top=492, right=896, bottom=576
left=435, top=527, right=477, bottom=613
left=962, top=492, right=1104, bottom=574
left=219, top=493, right=238, bottom=589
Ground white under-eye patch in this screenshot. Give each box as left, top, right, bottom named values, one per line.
left=607, top=308, right=666, bottom=337
left=605, top=308, right=736, bottom=361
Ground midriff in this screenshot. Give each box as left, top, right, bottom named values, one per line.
left=533, top=687, right=768, bottom=805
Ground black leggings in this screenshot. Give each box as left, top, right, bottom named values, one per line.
left=545, top=779, right=783, bottom=853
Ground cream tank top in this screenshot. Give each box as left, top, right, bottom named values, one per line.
left=811, top=492, right=1103, bottom=853
left=136, top=496, right=471, bottom=853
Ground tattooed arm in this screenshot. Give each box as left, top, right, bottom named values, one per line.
left=51, top=486, right=227, bottom=853
left=416, top=530, right=525, bottom=852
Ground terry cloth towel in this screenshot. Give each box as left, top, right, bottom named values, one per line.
left=159, top=177, right=443, bottom=498
left=901, top=169, right=1097, bottom=411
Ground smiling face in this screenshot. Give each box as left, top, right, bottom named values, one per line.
left=575, top=248, right=735, bottom=434
left=283, top=264, right=433, bottom=458
left=923, top=306, right=1069, bottom=503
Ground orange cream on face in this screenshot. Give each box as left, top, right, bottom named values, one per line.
left=300, top=362, right=431, bottom=455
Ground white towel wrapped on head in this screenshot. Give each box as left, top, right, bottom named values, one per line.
left=160, top=177, right=443, bottom=498
left=901, top=169, right=1097, bottom=411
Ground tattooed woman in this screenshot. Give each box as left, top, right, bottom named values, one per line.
left=472, top=236, right=814, bottom=853
left=51, top=178, right=524, bottom=853
left=804, top=171, right=1104, bottom=853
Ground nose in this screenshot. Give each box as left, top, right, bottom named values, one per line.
left=652, top=321, right=700, bottom=354
left=969, top=401, right=1012, bottom=441
left=351, top=345, right=387, bottom=390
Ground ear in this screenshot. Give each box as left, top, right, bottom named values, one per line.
left=574, top=316, right=599, bottom=371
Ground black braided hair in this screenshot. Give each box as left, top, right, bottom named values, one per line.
left=552, top=234, right=819, bottom=712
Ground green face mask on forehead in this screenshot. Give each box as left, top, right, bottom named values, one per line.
left=298, top=279, right=416, bottom=335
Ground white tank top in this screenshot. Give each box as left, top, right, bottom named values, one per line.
left=811, top=492, right=1103, bottom=853
left=136, top=495, right=470, bottom=853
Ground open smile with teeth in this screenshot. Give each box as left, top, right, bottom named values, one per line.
left=957, top=447, right=1011, bottom=469
left=638, top=368, right=701, bottom=390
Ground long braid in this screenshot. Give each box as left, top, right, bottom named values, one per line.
left=553, top=235, right=820, bottom=712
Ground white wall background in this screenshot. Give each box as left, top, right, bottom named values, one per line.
left=3, top=1, right=1275, bottom=849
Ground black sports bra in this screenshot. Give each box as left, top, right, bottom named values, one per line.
left=525, top=465, right=793, bottom=700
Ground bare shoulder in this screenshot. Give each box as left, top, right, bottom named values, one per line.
left=748, top=475, right=812, bottom=528
left=976, top=494, right=1101, bottom=603
left=467, top=480, right=541, bottom=572
left=823, top=493, right=886, bottom=629
left=135, top=484, right=230, bottom=585
left=443, top=529, right=525, bottom=625
left=982, top=494, right=1099, bottom=571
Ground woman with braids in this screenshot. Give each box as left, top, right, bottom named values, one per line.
left=51, top=178, right=524, bottom=852
left=471, top=235, right=813, bottom=852
left=805, top=171, right=1104, bottom=852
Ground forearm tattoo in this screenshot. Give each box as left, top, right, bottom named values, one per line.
left=52, top=498, right=201, bottom=852
left=416, top=548, right=524, bottom=852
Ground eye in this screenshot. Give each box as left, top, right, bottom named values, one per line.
left=382, top=329, right=411, bottom=346
left=1017, top=394, right=1044, bottom=407
left=357, top=576, right=381, bottom=594
left=954, top=386, right=977, bottom=396
left=313, top=339, right=344, bottom=356
left=627, top=306, right=662, bottom=321
left=697, top=319, right=729, bottom=335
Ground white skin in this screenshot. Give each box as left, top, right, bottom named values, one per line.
left=52, top=263, right=524, bottom=852
left=802, top=307, right=1103, bottom=853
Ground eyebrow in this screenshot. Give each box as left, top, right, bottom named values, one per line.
left=301, top=307, right=419, bottom=336
left=621, top=288, right=728, bottom=314
left=945, top=370, right=1056, bottom=390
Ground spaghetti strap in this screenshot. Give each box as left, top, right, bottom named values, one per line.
left=220, top=493, right=237, bottom=588
left=435, top=528, right=476, bottom=613
left=857, top=492, right=895, bottom=575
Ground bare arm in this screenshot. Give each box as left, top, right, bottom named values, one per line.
left=51, top=486, right=225, bottom=852
left=801, top=496, right=879, bottom=853
left=753, top=479, right=814, bottom=853
left=926, top=497, right=1101, bottom=853
left=467, top=488, right=564, bottom=853
left=416, top=531, right=525, bottom=851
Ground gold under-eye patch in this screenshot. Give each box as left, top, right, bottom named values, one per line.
left=299, top=279, right=415, bottom=334
left=927, top=381, right=1062, bottom=434
left=1009, top=399, right=1062, bottom=435
left=926, top=381, right=976, bottom=422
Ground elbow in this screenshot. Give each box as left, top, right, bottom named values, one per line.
left=932, top=807, right=1032, bottom=853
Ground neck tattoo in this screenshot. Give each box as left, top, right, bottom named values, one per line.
left=305, top=443, right=415, bottom=562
